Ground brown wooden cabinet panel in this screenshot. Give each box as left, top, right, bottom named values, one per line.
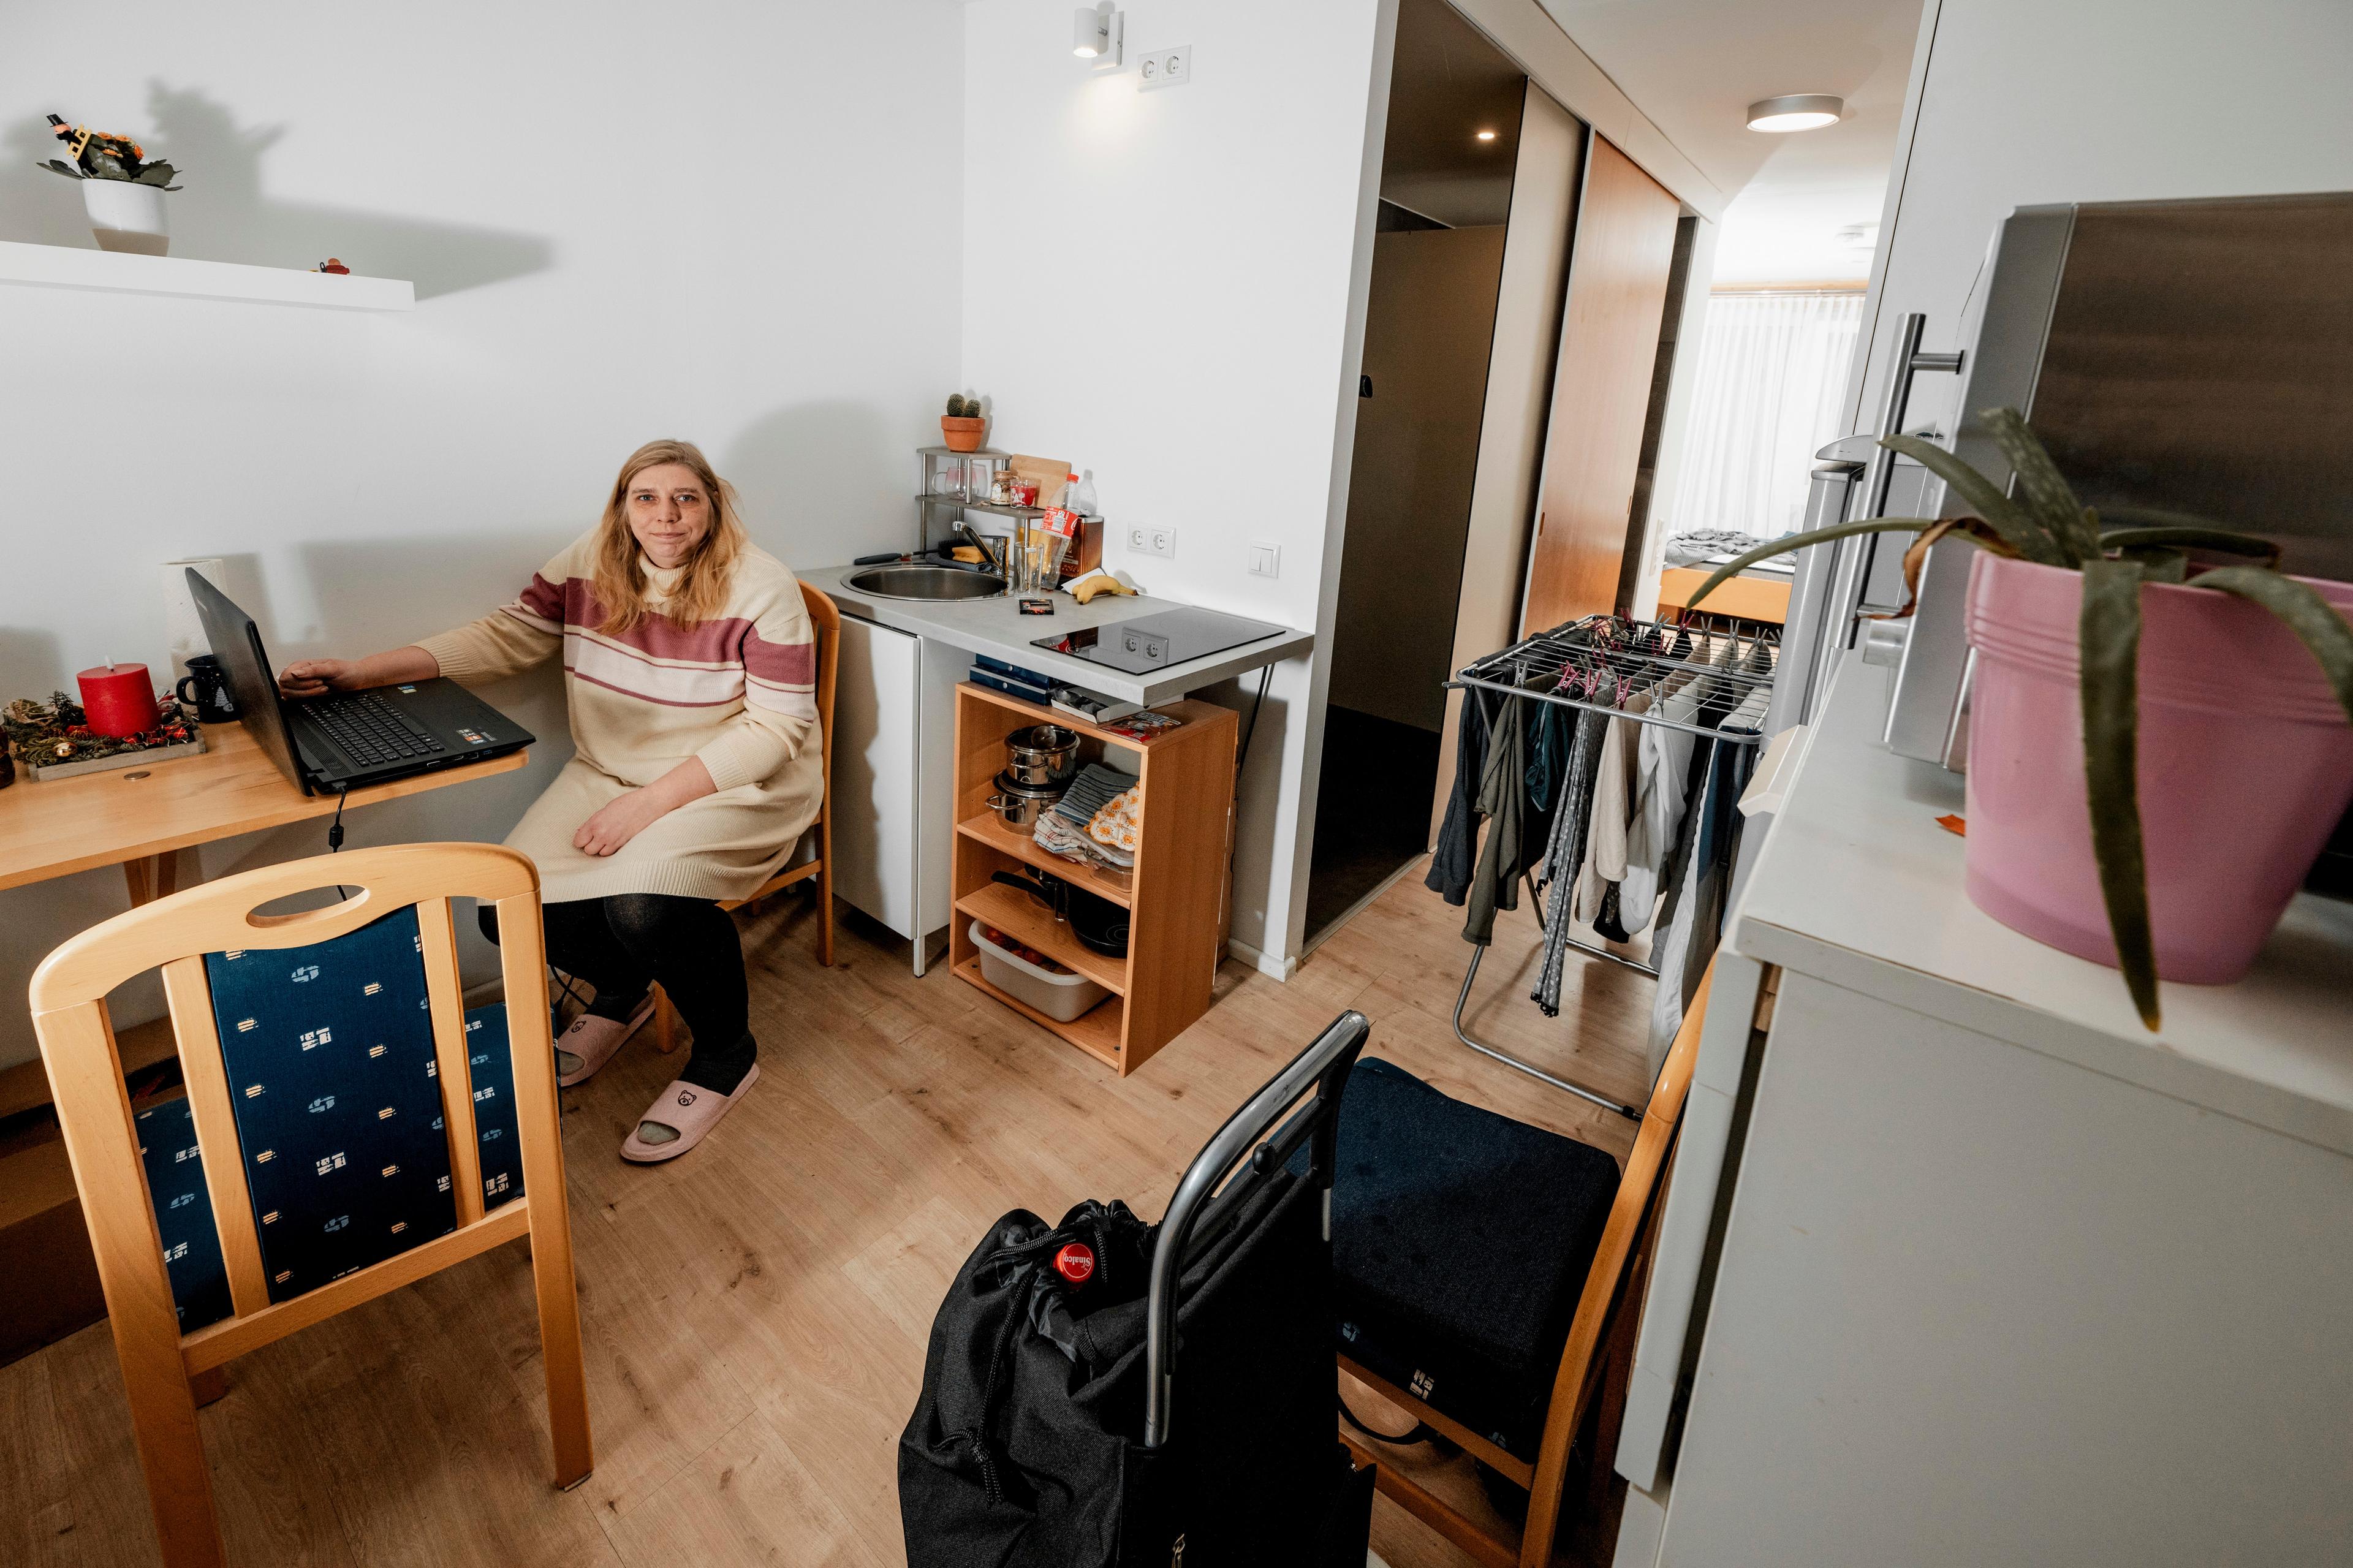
left=1519, top=135, right=1681, bottom=637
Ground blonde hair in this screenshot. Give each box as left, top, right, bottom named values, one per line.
left=591, top=439, right=748, bottom=635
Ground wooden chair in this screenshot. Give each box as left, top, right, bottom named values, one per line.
left=653, top=580, right=839, bottom=1053
left=1336, top=961, right=1715, bottom=1568
left=28, top=843, right=591, bottom=1568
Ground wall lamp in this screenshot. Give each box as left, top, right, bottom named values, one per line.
left=1074, top=4, right=1124, bottom=67
left=1746, top=94, right=1844, bottom=132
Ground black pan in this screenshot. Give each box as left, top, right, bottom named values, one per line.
left=990, top=869, right=1130, bottom=958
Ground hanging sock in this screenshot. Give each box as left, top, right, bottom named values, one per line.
left=1592, top=884, right=1631, bottom=944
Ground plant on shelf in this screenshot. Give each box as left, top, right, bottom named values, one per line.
left=941, top=393, right=987, bottom=453
left=1688, top=406, right=2353, bottom=1030
left=38, top=112, right=184, bottom=256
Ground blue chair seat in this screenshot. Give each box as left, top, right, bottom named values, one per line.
left=1327, top=1058, right=1621, bottom=1460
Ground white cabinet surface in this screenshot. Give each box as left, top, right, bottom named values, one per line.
left=1616, top=655, right=2353, bottom=1567
left=830, top=613, right=969, bottom=970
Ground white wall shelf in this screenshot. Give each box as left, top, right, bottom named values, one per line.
left=0, top=240, right=414, bottom=312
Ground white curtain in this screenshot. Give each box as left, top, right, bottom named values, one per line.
left=1661, top=290, right=1863, bottom=540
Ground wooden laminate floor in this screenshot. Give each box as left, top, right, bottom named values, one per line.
left=0, top=862, right=1655, bottom=1568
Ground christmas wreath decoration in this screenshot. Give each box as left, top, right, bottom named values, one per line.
left=4, top=692, right=196, bottom=769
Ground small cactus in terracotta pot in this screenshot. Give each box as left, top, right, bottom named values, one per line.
left=941, top=393, right=987, bottom=453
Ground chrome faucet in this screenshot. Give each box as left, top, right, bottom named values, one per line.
left=954, top=520, right=1010, bottom=575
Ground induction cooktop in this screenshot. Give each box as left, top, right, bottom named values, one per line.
left=1033, top=606, right=1288, bottom=675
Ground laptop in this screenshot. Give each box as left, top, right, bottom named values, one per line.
left=187, top=569, right=534, bottom=795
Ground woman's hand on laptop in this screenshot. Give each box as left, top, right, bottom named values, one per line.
left=279, top=646, right=441, bottom=700
left=279, top=658, right=359, bottom=699
left=278, top=654, right=355, bottom=697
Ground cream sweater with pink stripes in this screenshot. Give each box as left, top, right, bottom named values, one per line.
left=416, top=532, right=823, bottom=904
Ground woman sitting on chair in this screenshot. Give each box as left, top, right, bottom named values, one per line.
left=279, top=438, right=820, bottom=1162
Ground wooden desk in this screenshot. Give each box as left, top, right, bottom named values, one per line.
left=0, top=724, right=529, bottom=906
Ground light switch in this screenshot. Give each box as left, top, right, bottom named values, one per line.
left=1247, top=541, right=1280, bottom=579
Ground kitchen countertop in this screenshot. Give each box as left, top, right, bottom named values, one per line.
left=1730, top=651, right=2353, bottom=1156
left=809, top=564, right=1314, bottom=707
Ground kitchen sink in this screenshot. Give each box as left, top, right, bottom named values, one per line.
left=844, top=566, right=1007, bottom=601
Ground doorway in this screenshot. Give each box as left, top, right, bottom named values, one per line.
left=1303, top=0, right=1527, bottom=944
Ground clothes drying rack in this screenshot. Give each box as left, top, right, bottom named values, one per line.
left=1442, top=612, right=1776, bottom=1119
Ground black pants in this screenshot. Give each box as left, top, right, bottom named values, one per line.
left=479, top=894, right=756, bottom=1094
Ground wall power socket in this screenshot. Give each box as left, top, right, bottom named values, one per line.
left=1126, top=523, right=1175, bottom=559
left=1138, top=45, right=1192, bottom=91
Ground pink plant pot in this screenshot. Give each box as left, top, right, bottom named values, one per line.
left=1961, top=552, right=2353, bottom=984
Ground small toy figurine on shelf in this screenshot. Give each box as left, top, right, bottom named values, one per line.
left=37, top=112, right=185, bottom=256
left=37, top=113, right=183, bottom=187
left=314, top=258, right=351, bottom=275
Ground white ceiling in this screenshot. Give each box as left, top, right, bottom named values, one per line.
left=1537, top=0, right=1923, bottom=282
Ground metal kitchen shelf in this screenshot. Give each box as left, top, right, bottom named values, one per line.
left=915, top=494, right=1051, bottom=519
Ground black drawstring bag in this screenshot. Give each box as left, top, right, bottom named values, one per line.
left=899, top=1015, right=1376, bottom=1568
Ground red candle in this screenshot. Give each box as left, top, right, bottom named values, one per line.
left=77, top=662, right=159, bottom=738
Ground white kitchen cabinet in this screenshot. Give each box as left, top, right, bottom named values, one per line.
left=1614, top=655, right=2353, bottom=1567
left=829, top=613, right=969, bottom=972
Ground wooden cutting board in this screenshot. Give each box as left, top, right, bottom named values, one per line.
left=1009, top=454, right=1070, bottom=505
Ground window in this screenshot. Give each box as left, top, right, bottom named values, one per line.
left=1661, top=290, right=1863, bottom=541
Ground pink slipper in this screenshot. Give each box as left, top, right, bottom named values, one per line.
left=555, top=994, right=656, bottom=1088
left=619, top=1064, right=760, bottom=1164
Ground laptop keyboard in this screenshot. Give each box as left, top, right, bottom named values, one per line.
left=309, top=692, right=447, bottom=767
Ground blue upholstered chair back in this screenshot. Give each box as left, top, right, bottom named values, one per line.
left=141, top=904, right=528, bottom=1328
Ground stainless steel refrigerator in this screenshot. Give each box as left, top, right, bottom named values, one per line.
left=1764, top=189, right=2353, bottom=892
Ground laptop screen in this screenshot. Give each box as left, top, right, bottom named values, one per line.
left=185, top=569, right=313, bottom=793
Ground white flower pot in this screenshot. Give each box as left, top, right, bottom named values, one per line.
left=82, top=180, right=170, bottom=257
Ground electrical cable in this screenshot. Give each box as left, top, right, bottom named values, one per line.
left=1232, top=662, right=1274, bottom=785
left=328, top=786, right=349, bottom=898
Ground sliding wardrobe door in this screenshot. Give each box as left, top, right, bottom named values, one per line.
left=1518, top=134, right=1681, bottom=636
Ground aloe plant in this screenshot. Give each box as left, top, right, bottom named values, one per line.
left=1686, top=407, right=2353, bottom=1029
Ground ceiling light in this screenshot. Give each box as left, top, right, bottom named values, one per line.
left=1475, top=129, right=1497, bottom=142
left=1746, top=94, right=1844, bottom=133
left=1073, top=4, right=1123, bottom=66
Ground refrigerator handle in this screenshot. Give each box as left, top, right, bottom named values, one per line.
left=1859, top=312, right=1967, bottom=521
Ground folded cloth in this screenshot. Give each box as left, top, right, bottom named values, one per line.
left=1036, top=763, right=1140, bottom=871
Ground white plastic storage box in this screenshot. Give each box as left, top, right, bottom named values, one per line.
left=969, top=919, right=1109, bottom=1023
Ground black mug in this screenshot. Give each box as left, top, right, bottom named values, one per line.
left=178, top=654, right=240, bottom=724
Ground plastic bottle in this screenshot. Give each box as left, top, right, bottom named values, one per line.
left=1069, top=469, right=1099, bottom=517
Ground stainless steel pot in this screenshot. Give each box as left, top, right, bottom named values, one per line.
left=1005, top=724, right=1080, bottom=782
left=1002, top=754, right=1076, bottom=787
left=983, top=770, right=1066, bottom=829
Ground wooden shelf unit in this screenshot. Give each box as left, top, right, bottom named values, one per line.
left=954, top=810, right=1133, bottom=907
left=949, top=684, right=1237, bottom=1077
left=950, top=956, right=1127, bottom=1068
left=957, top=880, right=1128, bottom=994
